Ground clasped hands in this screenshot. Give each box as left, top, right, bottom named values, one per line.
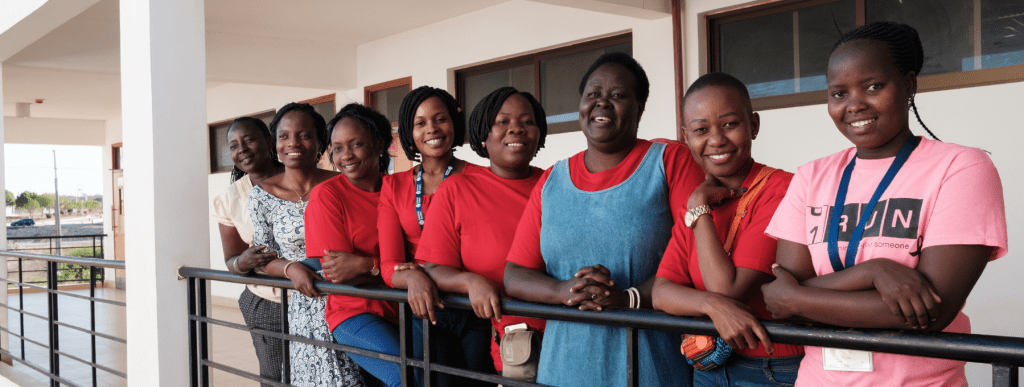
left=560, top=264, right=628, bottom=311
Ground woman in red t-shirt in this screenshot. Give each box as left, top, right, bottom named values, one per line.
left=417, top=87, right=548, bottom=372
left=304, top=103, right=401, bottom=387
left=651, top=73, right=802, bottom=386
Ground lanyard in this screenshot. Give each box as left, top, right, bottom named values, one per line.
left=827, top=135, right=920, bottom=272
left=415, top=157, right=456, bottom=229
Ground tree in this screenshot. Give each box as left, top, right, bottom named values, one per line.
left=37, top=194, right=55, bottom=209
left=5, top=190, right=13, bottom=206
left=20, top=198, right=40, bottom=218
left=15, top=191, right=37, bottom=208
left=83, top=200, right=100, bottom=213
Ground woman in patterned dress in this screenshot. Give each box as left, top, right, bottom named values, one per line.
left=249, top=102, right=366, bottom=387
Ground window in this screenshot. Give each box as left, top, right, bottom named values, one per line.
left=456, top=34, right=632, bottom=135
left=705, top=0, right=1024, bottom=110
left=365, top=77, right=413, bottom=173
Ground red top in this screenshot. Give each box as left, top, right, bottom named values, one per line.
left=417, top=167, right=547, bottom=331
left=378, top=163, right=484, bottom=287
left=306, top=175, right=399, bottom=332
left=507, top=139, right=705, bottom=271
left=656, top=163, right=802, bottom=357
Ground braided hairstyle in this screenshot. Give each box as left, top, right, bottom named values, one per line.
left=832, top=21, right=940, bottom=141
left=468, top=87, right=548, bottom=158
left=326, top=103, right=393, bottom=174
left=397, top=86, right=466, bottom=162
left=683, top=72, right=753, bottom=116
left=267, top=102, right=330, bottom=165
left=227, top=117, right=283, bottom=184
left=578, top=52, right=650, bottom=104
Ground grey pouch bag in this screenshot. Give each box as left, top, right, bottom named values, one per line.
left=500, top=329, right=542, bottom=382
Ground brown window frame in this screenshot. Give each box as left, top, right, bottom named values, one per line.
left=453, top=32, right=633, bottom=129
left=207, top=109, right=275, bottom=174
left=701, top=0, right=1024, bottom=111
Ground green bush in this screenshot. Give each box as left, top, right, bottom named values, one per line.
left=59, top=247, right=104, bottom=282
left=66, top=246, right=102, bottom=258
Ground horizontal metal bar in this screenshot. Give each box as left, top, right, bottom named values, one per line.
left=0, top=280, right=127, bottom=307
left=0, top=301, right=53, bottom=322
left=180, top=266, right=1024, bottom=367
left=202, top=359, right=290, bottom=387
left=7, top=234, right=106, bottom=241
left=0, top=250, right=123, bottom=269
left=52, top=348, right=127, bottom=379
left=0, top=347, right=80, bottom=387
left=0, top=324, right=55, bottom=350
left=53, top=320, right=127, bottom=344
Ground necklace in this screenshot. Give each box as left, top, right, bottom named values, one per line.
left=289, top=181, right=313, bottom=209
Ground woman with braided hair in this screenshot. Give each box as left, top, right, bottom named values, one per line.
left=762, top=21, right=1007, bottom=386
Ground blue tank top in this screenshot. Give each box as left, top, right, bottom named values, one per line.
left=536, top=141, right=691, bottom=386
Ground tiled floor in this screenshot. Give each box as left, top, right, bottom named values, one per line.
left=0, top=289, right=261, bottom=386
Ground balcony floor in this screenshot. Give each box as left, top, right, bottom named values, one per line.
left=0, top=288, right=260, bottom=386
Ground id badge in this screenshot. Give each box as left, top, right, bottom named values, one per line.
left=822, top=348, right=873, bottom=372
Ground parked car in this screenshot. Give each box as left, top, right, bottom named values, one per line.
left=10, top=218, right=35, bottom=227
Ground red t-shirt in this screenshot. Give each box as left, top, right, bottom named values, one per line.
left=378, top=163, right=484, bottom=287
left=656, top=162, right=802, bottom=358
left=305, top=175, right=399, bottom=332
left=507, top=139, right=705, bottom=271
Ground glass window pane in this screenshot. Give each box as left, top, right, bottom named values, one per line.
left=210, top=124, right=232, bottom=173
left=540, top=43, right=631, bottom=134
left=866, top=0, right=973, bottom=76
left=979, top=0, right=1024, bottom=70
left=797, top=0, right=856, bottom=92
left=371, top=86, right=410, bottom=125
left=463, top=64, right=536, bottom=128
left=720, top=12, right=794, bottom=98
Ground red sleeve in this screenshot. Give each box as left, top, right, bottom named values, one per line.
left=506, top=168, right=551, bottom=271
left=662, top=141, right=705, bottom=214
left=730, top=172, right=793, bottom=274
left=305, top=180, right=352, bottom=282
left=416, top=178, right=464, bottom=269
left=378, top=175, right=406, bottom=287
left=656, top=216, right=694, bottom=287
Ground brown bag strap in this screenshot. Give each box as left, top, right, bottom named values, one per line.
left=722, top=166, right=778, bottom=253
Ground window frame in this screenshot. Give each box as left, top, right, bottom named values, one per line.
left=701, top=0, right=1024, bottom=110
left=206, top=109, right=276, bottom=174
left=453, top=32, right=633, bottom=132
left=364, top=77, right=414, bottom=173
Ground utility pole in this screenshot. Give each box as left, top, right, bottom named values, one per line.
left=53, top=150, right=61, bottom=253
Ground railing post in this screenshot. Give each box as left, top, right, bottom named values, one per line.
left=47, top=260, right=60, bottom=387
left=400, top=303, right=414, bottom=387
left=422, top=315, right=432, bottom=387
left=280, top=287, right=290, bottom=385
left=18, top=257, right=24, bottom=360
left=198, top=279, right=209, bottom=387
left=626, top=327, right=638, bottom=387
left=89, top=264, right=97, bottom=387
left=994, top=363, right=1019, bottom=387
left=188, top=278, right=198, bottom=387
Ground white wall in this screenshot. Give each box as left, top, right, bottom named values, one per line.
left=102, top=115, right=121, bottom=287
left=686, top=1, right=1024, bottom=385
left=3, top=117, right=105, bottom=145
left=352, top=0, right=676, bottom=169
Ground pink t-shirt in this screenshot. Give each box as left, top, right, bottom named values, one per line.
left=766, top=138, right=1007, bottom=387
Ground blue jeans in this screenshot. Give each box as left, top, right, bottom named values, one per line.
left=333, top=313, right=409, bottom=387
left=693, top=354, right=803, bottom=387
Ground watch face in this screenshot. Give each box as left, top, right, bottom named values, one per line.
left=685, top=210, right=695, bottom=228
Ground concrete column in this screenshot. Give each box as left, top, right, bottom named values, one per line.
left=120, top=1, right=208, bottom=385
left=0, top=65, right=10, bottom=364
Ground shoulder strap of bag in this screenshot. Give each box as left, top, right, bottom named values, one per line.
left=722, top=166, right=778, bottom=253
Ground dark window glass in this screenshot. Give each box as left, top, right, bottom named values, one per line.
left=464, top=64, right=535, bottom=129
left=866, top=0, right=973, bottom=76
left=798, top=1, right=857, bottom=91
left=370, top=86, right=411, bottom=124
left=979, top=0, right=1024, bottom=70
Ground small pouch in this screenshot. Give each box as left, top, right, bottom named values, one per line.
left=681, top=334, right=732, bottom=371
left=500, top=328, right=542, bottom=382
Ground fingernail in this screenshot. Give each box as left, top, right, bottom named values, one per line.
left=771, top=263, right=779, bottom=269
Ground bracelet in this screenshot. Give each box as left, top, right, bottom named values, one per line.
left=229, top=256, right=254, bottom=276
left=626, top=287, right=641, bottom=309
left=282, top=261, right=296, bottom=280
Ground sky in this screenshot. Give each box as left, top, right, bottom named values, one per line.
left=3, top=144, right=103, bottom=197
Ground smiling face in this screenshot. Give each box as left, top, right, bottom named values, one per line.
left=827, top=40, right=916, bottom=159
left=275, top=111, right=321, bottom=169
left=330, top=117, right=381, bottom=186
left=228, top=122, right=272, bottom=175
left=412, top=96, right=456, bottom=160
left=485, top=94, right=541, bottom=179
left=683, top=86, right=758, bottom=187
left=578, top=63, right=645, bottom=154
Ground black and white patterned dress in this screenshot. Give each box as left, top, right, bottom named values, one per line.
left=249, top=186, right=365, bottom=387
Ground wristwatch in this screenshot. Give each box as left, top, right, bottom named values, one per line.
left=370, top=257, right=381, bottom=276
left=684, top=205, right=712, bottom=228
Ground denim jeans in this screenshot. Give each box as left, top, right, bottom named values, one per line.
left=332, top=313, right=408, bottom=387
left=693, top=354, right=803, bottom=387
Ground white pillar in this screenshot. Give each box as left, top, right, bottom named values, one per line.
left=120, top=1, right=209, bottom=385
left=0, top=65, right=10, bottom=364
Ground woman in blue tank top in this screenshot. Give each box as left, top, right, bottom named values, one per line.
left=504, top=53, right=704, bottom=387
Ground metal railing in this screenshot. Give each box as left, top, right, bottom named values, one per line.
left=0, top=250, right=126, bottom=387
left=6, top=234, right=106, bottom=286
left=180, top=267, right=1024, bottom=387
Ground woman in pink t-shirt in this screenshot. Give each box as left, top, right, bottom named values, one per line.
left=762, top=22, right=1007, bottom=387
